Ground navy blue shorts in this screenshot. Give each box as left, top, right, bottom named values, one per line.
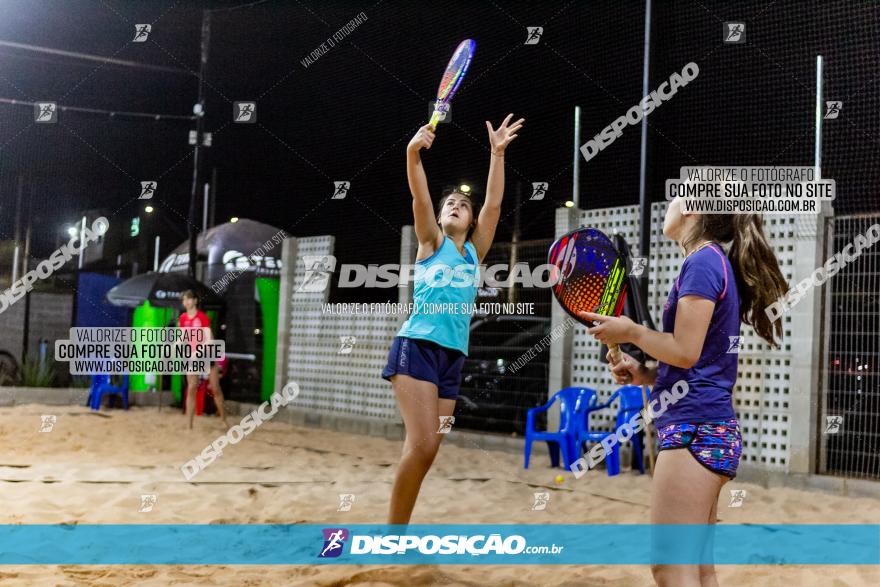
left=381, top=336, right=465, bottom=400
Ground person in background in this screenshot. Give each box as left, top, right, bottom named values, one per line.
left=179, top=290, right=228, bottom=430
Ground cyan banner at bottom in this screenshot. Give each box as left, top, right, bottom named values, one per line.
left=0, top=525, right=876, bottom=565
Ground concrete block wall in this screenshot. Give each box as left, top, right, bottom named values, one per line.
left=0, top=292, right=73, bottom=362
left=275, top=236, right=401, bottom=424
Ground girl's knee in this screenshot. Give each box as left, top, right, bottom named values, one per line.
left=405, top=441, right=440, bottom=468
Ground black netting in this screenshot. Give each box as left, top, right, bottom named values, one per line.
left=649, top=0, right=879, bottom=214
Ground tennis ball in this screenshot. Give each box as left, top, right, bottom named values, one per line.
left=554, top=474, right=565, bottom=484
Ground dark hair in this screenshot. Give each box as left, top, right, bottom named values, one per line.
left=681, top=214, right=788, bottom=346
left=436, top=187, right=482, bottom=239
left=180, top=289, right=199, bottom=304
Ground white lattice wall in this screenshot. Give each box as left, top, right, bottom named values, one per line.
left=283, top=236, right=400, bottom=421
left=570, top=204, right=798, bottom=472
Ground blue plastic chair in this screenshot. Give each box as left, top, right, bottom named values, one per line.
left=524, top=387, right=597, bottom=470
left=575, top=385, right=646, bottom=476
left=89, top=374, right=130, bottom=411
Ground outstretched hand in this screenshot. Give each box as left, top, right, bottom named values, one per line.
left=486, top=114, right=524, bottom=156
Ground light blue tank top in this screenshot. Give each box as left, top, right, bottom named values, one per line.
left=397, top=236, right=479, bottom=356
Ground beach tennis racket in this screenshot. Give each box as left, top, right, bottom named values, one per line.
left=429, top=39, right=476, bottom=129
left=548, top=227, right=629, bottom=362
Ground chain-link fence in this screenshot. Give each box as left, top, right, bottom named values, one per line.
left=455, top=238, right=553, bottom=435
left=819, top=214, right=880, bottom=479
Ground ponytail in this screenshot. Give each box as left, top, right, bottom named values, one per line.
left=728, top=215, right=788, bottom=346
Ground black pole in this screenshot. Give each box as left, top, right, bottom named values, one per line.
left=21, top=187, right=32, bottom=365
left=637, top=0, right=653, bottom=304
left=509, top=181, right=522, bottom=304
left=188, top=10, right=210, bottom=280
left=71, top=215, right=80, bottom=330
left=12, top=175, right=23, bottom=282
left=22, top=286, right=31, bottom=365
left=513, top=181, right=522, bottom=241
left=13, top=175, right=22, bottom=242
left=209, top=166, right=218, bottom=229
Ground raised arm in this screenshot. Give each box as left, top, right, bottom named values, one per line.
left=407, top=124, right=442, bottom=254
left=472, top=114, right=524, bottom=262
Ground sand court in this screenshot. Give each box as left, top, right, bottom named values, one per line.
left=0, top=404, right=876, bottom=586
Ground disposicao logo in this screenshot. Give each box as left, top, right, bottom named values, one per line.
left=318, top=528, right=349, bottom=558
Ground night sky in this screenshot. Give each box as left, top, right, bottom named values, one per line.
left=0, top=1, right=877, bottom=283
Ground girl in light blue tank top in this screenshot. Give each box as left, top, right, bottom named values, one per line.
left=395, top=235, right=479, bottom=355
left=385, top=115, right=525, bottom=525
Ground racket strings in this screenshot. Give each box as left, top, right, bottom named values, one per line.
left=434, top=40, right=475, bottom=105
left=549, top=228, right=629, bottom=323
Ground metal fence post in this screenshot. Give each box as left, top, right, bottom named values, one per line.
left=548, top=206, right=581, bottom=432
left=274, top=236, right=298, bottom=395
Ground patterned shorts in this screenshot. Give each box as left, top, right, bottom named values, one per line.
left=657, top=419, right=742, bottom=479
